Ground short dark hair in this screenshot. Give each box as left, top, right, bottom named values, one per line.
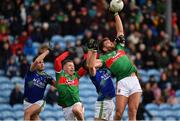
left=62, top=59, right=74, bottom=67
left=98, top=37, right=110, bottom=53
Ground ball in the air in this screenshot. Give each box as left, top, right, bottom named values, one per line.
left=110, top=0, right=124, bottom=12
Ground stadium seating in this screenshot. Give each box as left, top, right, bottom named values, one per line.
left=13, top=104, right=23, bottom=111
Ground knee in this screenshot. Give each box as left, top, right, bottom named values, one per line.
left=128, top=108, right=137, bottom=116
left=24, top=109, right=32, bottom=116
left=115, top=108, right=124, bottom=118
left=31, top=114, right=38, bottom=120
left=72, top=106, right=80, bottom=115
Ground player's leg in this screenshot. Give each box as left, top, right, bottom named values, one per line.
left=114, top=95, right=128, bottom=120
left=128, top=76, right=142, bottom=120
left=24, top=104, right=41, bottom=120
left=94, top=100, right=114, bottom=121
left=128, top=92, right=141, bottom=120
left=31, top=112, right=40, bottom=121
left=72, top=102, right=84, bottom=121
left=114, top=78, right=129, bottom=120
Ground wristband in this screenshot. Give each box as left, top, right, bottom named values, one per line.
left=114, top=12, right=118, bottom=17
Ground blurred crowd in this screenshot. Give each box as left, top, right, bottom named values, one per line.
left=0, top=0, right=180, bottom=106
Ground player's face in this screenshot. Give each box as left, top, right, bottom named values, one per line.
left=103, top=39, right=115, bottom=52
left=64, top=62, right=75, bottom=76
left=37, top=60, right=44, bottom=71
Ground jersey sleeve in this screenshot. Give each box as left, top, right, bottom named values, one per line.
left=99, top=56, right=106, bottom=67
left=77, top=67, right=87, bottom=77
left=46, top=74, right=55, bottom=86
left=54, top=51, right=69, bottom=72
left=116, top=43, right=125, bottom=50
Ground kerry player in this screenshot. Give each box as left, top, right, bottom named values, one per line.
left=86, top=48, right=115, bottom=121
left=24, top=50, right=55, bottom=121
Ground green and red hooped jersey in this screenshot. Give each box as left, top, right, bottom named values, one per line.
left=99, top=44, right=137, bottom=81
left=54, top=51, right=86, bottom=107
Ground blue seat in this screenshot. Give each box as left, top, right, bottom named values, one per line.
left=40, top=110, right=56, bottom=119
left=13, top=104, right=23, bottom=111
left=14, top=110, right=23, bottom=119
left=158, top=110, right=173, bottom=119
left=147, top=69, right=161, bottom=81
left=159, top=103, right=171, bottom=110
left=59, top=41, right=66, bottom=50
left=176, top=90, right=180, bottom=97
left=26, top=55, right=34, bottom=63
left=64, top=35, right=76, bottom=43
left=3, top=117, right=15, bottom=121
left=85, top=110, right=94, bottom=119
left=0, top=97, right=6, bottom=103
left=53, top=104, right=62, bottom=111
left=11, top=76, right=23, bottom=84
left=46, top=69, right=55, bottom=78
left=32, top=42, right=41, bottom=55
left=122, top=108, right=128, bottom=118
left=53, top=109, right=64, bottom=120
left=138, top=69, right=149, bottom=82
left=145, top=103, right=159, bottom=110
left=172, top=104, right=180, bottom=110
left=0, top=69, right=4, bottom=76
left=0, top=76, right=10, bottom=83
left=2, top=110, right=15, bottom=119
left=44, top=117, right=57, bottom=121
left=152, top=116, right=163, bottom=121
left=44, top=62, right=54, bottom=69
left=165, top=116, right=177, bottom=121
left=0, top=83, right=14, bottom=90
left=148, top=110, right=159, bottom=117
left=0, top=104, right=12, bottom=112
left=44, top=104, right=54, bottom=111
left=51, top=35, right=64, bottom=43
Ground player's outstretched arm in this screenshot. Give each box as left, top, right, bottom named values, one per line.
left=114, top=13, right=124, bottom=37
left=87, top=50, right=97, bottom=76
left=30, top=50, right=49, bottom=72
left=54, top=51, right=70, bottom=72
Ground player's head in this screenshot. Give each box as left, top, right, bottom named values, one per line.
left=36, top=60, right=45, bottom=71
left=33, top=57, right=45, bottom=71
left=63, top=59, right=75, bottom=76
left=99, top=37, right=115, bottom=53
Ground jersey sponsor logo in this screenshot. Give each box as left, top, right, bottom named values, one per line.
left=105, top=50, right=126, bottom=68
left=32, top=78, right=46, bottom=88
left=58, top=76, right=78, bottom=86
left=100, top=72, right=111, bottom=81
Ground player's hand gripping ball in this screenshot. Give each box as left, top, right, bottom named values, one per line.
left=110, top=0, right=124, bottom=12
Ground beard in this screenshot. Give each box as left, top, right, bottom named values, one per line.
left=107, top=46, right=115, bottom=52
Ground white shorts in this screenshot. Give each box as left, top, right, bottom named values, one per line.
left=116, top=76, right=142, bottom=97
left=63, top=102, right=84, bottom=121
left=94, top=99, right=115, bottom=120
left=24, top=100, right=46, bottom=111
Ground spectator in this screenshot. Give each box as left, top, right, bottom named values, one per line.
left=19, top=57, right=30, bottom=78
left=158, top=71, right=170, bottom=90
left=165, top=83, right=178, bottom=104
left=9, top=84, right=23, bottom=106
left=142, top=82, right=154, bottom=105
left=137, top=102, right=153, bottom=120
left=151, top=81, right=164, bottom=104
left=6, top=56, right=19, bottom=78
left=45, top=86, right=58, bottom=105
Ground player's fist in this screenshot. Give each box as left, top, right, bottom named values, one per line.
left=87, top=39, right=97, bottom=50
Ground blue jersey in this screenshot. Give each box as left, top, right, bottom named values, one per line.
left=24, top=70, right=54, bottom=103
left=90, top=68, right=115, bottom=101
